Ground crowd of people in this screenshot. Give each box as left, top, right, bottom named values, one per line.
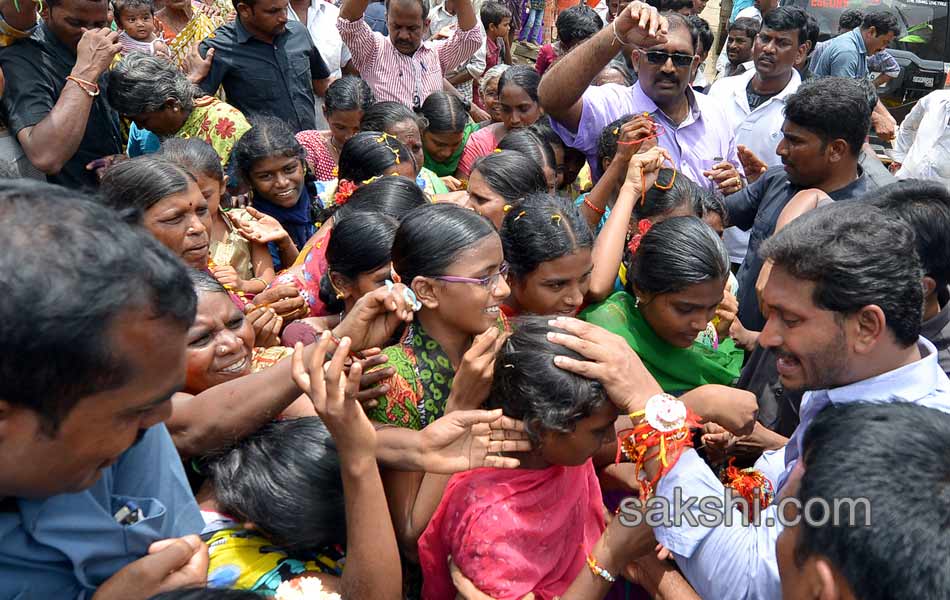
left=1, top=0, right=950, bottom=598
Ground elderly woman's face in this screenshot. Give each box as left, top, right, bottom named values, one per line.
left=483, top=76, right=503, bottom=122
left=127, top=101, right=189, bottom=136
left=142, top=180, right=212, bottom=270
left=185, top=291, right=255, bottom=393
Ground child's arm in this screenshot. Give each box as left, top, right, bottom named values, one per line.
left=587, top=147, right=668, bottom=302
left=239, top=240, right=278, bottom=295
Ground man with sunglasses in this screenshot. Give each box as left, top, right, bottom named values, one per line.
left=707, top=6, right=808, bottom=272
left=539, top=5, right=743, bottom=195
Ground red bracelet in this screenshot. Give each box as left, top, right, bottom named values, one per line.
left=583, top=196, right=606, bottom=216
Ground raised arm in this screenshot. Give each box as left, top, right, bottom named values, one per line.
left=167, top=348, right=310, bottom=458
left=13, top=28, right=119, bottom=175
left=292, top=334, right=402, bottom=600
left=339, top=0, right=370, bottom=23
left=538, top=2, right=666, bottom=130
left=587, top=146, right=667, bottom=301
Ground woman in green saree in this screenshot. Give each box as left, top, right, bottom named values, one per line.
left=581, top=215, right=744, bottom=395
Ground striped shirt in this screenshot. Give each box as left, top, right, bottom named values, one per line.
left=337, top=15, right=482, bottom=108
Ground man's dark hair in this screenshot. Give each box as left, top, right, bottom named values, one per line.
left=664, top=11, right=699, bottom=54
left=660, top=0, right=692, bottom=13
left=796, top=402, right=950, bottom=600
left=0, top=180, right=196, bottom=432
left=555, top=3, right=603, bottom=48
left=783, top=77, right=871, bottom=157
left=762, top=5, right=809, bottom=46
left=838, top=7, right=863, bottom=31
left=480, top=1, right=512, bottom=30
left=861, top=179, right=950, bottom=292
left=686, top=14, right=713, bottom=55
left=861, top=8, right=900, bottom=36
left=728, top=16, right=760, bottom=41
left=761, top=202, right=923, bottom=346
left=803, top=12, right=820, bottom=56
left=385, top=0, right=428, bottom=18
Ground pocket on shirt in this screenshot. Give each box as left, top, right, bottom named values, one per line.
left=292, top=57, right=312, bottom=81
left=109, top=495, right=168, bottom=557
left=242, top=75, right=278, bottom=102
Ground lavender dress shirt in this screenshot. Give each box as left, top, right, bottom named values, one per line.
left=550, top=81, right=741, bottom=184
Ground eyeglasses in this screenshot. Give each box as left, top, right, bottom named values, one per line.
left=429, top=262, right=509, bottom=290
left=639, top=50, right=695, bottom=68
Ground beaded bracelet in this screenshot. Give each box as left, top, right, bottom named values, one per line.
left=582, top=196, right=606, bottom=216
left=586, top=554, right=617, bottom=583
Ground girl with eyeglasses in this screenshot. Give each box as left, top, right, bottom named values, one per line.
left=367, top=203, right=510, bottom=559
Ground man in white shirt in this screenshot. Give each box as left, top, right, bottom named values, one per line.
left=716, top=16, right=759, bottom=79
left=891, top=89, right=950, bottom=187
left=288, top=0, right=352, bottom=128
left=550, top=201, right=950, bottom=599
left=708, top=5, right=808, bottom=270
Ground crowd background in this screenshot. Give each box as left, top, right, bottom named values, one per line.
left=1, top=0, right=949, bottom=599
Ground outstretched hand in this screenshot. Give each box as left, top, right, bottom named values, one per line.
left=614, top=1, right=668, bottom=48
left=292, top=334, right=377, bottom=459
left=419, top=408, right=531, bottom=473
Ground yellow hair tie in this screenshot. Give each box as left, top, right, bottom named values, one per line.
left=513, top=210, right=527, bottom=221
left=493, top=148, right=503, bottom=153
left=551, top=214, right=562, bottom=225
left=612, top=127, right=619, bottom=135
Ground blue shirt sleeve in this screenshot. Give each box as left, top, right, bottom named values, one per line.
left=0, top=425, right=202, bottom=599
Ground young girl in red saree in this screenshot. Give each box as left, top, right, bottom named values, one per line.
left=418, top=317, right=617, bottom=599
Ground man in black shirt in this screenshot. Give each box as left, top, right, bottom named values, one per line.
left=727, top=77, right=876, bottom=331
left=199, top=0, right=331, bottom=132
left=0, top=0, right=122, bottom=189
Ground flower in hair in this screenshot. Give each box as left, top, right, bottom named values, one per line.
left=334, top=179, right=358, bottom=206
left=626, top=219, right=653, bottom=255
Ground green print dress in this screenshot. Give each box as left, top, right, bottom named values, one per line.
left=367, top=322, right=457, bottom=430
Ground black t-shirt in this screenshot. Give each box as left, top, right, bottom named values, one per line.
left=745, top=79, right=781, bottom=111
left=0, top=23, right=122, bottom=189
left=199, top=19, right=330, bottom=133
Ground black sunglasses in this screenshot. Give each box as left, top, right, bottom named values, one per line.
left=640, top=50, right=695, bottom=68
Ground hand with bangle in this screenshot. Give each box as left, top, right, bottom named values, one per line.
left=611, top=1, right=668, bottom=49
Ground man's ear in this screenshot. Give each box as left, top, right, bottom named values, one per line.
left=850, top=304, right=887, bottom=355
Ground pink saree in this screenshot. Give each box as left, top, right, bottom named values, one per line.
left=418, top=459, right=605, bottom=600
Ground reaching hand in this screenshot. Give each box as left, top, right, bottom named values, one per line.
left=211, top=264, right=241, bottom=288
left=703, top=160, right=743, bottom=196
left=252, top=284, right=308, bottom=321
left=737, top=145, right=768, bottom=184
left=353, top=349, right=393, bottom=409
left=419, top=408, right=531, bottom=473
left=450, top=559, right=535, bottom=600
left=183, top=43, right=214, bottom=84
left=714, top=289, right=739, bottom=340
left=469, top=103, right=491, bottom=123
left=234, top=206, right=292, bottom=244
left=333, top=284, right=416, bottom=352
left=614, top=1, right=668, bottom=48
left=622, top=146, right=670, bottom=196
left=245, top=304, right=283, bottom=348
left=74, top=28, right=121, bottom=80
left=615, top=114, right=658, bottom=166
left=547, top=317, right=663, bottom=414
left=446, top=326, right=508, bottom=412
left=441, top=176, right=464, bottom=191
left=92, top=535, right=208, bottom=600
left=291, top=334, right=377, bottom=460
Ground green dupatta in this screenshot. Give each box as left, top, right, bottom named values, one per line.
left=580, top=291, right=744, bottom=394
left=423, top=121, right=481, bottom=177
